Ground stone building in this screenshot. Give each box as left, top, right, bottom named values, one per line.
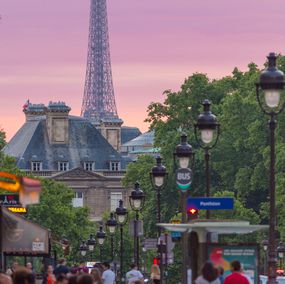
left=3, top=102, right=140, bottom=221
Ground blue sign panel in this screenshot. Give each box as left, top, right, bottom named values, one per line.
left=187, top=197, right=234, bottom=210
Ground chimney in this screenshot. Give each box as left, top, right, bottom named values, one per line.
left=46, top=102, right=71, bottom=144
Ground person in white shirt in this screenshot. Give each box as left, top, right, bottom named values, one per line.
left=102, top=262, right=115, bottom=284
left=126, top=264, right=144, bottom=284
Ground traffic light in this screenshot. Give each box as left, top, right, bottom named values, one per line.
left=188, top=207, right=199, bottom=220
left=153, top=257, right=160, bottom=265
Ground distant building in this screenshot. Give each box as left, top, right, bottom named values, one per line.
left=3, top=102, right=140, bottom=221
left=121, top=130, right=157, bottom=160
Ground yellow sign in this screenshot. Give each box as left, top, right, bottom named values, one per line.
left=7, top=207, right=27, bottom=214
left=170, top=219, right=181, bottom=224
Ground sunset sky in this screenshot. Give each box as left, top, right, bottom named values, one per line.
left=1, top=0, right=285, bottom=140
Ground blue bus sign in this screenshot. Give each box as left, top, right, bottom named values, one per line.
left=187, top=197, right=234, bottom=210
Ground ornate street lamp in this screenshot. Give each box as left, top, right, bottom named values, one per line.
left=262, top=239, right=269, bottom=275
left=79, top=240, right=88, bottom=257
left=106, top=212, right=117, bottom=261
left=150, top=156, right=168, bottom=284
left=129, top=182, right=145, bottom=269
left=150, top=156, right=168, bottom=235
left=195, top=99, right=220, bottom=219
left=87, top=234, right=96, bottom=251
left=256, top=52, right=285, bottom=284
left=115, top=200, right=128, bottom=284
left=96, top=225, right=106, bottom=262
left=173, top=133, right=195, bottom=284
left=277, top=242, right=285, bottom=259
left=173, top=133, right=194, bottom=169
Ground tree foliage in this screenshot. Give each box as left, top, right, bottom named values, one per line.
left=125, top=56, right=285, bottom=255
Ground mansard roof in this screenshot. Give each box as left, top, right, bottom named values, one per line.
left=3, top=116, right=126, bottom=170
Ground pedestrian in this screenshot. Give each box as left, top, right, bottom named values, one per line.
left=54, top=259, right=69, bottom=277
left=101, top=262, right=115, bottom=284
left=56, top=274, right=68, bottom=284
left=90, top=269, right=103, bottom=284
left=12, top=268, right=35, bottom=284
left=25, top=263, right=36, bottom=277
left=77, top=262, right=88, bottom=274
left=125, top=264, right=144, bottom=284
left=217, top=267, right=224, bottom=284
left=6, top=261, right=19, bottom=276
left=46, top=265, right=56, bottom=284
left=195, top=262, right=220, bottom=284
left=150, top=264, right=161, bottom=284
left=224, top=260, right=249, bottom=284
left=77, top=274, right=93, bottom=284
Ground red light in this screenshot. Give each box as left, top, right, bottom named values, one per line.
left=189, top=208, right=197, bottom=215
left=153, top=257, right=160, bottom=265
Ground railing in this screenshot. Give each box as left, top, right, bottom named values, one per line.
left=23, top=170, right=55, bottom=177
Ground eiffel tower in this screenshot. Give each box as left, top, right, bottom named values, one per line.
left=81, top=0, right=118, bottom=122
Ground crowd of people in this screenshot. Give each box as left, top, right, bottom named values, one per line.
left=0, top=259, right=161, bottom=284
left=0, top=258, right=253, bottom=284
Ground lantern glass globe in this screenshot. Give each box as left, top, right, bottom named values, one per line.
left=154, top=176, right=164, bottom=187
left=265, top=90, right=280, bottom=108
left=88, top=244, right=94, bottom=251
left=98, top=238, right=104, bottom=245
left=133, top=199, right=142, bottom=209
left=118, top=214, right=126, bottom=224
left=201, top=129, right=214, bottom=144
left=108, top=226, right=116, bottom=234
left=178, top=157, right=190, bottom=169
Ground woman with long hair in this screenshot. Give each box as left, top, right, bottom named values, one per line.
left=90, top=268, right=103, bottom=284
left=150, top=264, right=161, bottom=284
left=195, top=262, right=220, bottom=284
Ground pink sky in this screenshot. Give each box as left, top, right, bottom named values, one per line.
left=1, top=0, right=285, bottom=141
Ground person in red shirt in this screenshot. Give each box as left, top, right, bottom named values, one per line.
left=224, top=260, right=250, bottom=284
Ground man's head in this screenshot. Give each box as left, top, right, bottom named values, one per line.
left=102, top=262, right=110, bottom=271
left=26, top=263, right=32, bottom=270
left=58, top=259, right=66, bottom=266
left=130, top=263, right=137, bottom=270
left=230, top=260, right=242, bottom=272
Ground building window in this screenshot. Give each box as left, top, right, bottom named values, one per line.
left=58, top=162, right=69, bottom=171
left=109, top=161, right=120, bottom=171
left=72, top=192, right=83, bottom=207
left=31, top=162, right=42, bottom=171
left=110, top=192, right=123, bottom=211
left=84, top=162, right=94, bottom=171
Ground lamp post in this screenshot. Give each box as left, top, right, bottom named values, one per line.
left=79, top=240, right=88, bottom=258
left=256, top=52, right=285, bottom=284
left=277, top=242, right=285, bottom=270
left=150, top=155, right=168, bottom=236
left=96, top=225, right=106, bottom=262
left=87, top=234, right=96, bottom=261
left=173, top=133, right=195, bottom=284
left=115, top=200, right=128, bottom=284
left=106, top=212, right=117, bottom=261
left=129, top=182, right=145, bottom=269
left=195, top=99, right=220, bottom=219
left=262, top=239, right=269, bottom=275
left=150, top=156, right=168, bottom=282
